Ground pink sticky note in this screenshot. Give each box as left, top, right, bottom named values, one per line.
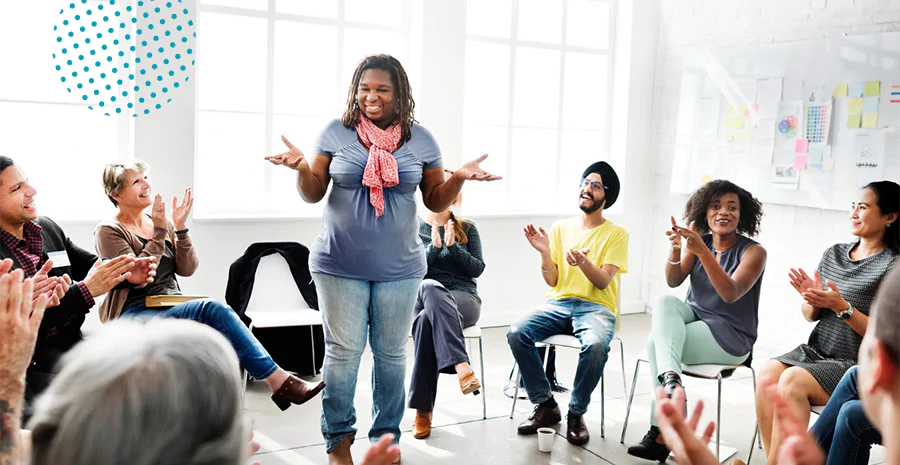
left=750, top=103, right=759, bottom=114
left=794, top=155, right=808, bottom=169
left=795, top=138, right=809, bottom=153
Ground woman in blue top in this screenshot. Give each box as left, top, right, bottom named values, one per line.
left=628, top=180, right=767, bottom=462
left=266, top=55, right=499, bottom=465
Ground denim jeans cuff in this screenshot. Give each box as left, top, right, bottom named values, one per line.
left=325, top=432, right=355, bottom=454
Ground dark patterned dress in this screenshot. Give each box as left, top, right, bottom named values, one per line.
left=775, top=242, right=896, bottom=394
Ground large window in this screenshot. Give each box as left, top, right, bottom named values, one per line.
left=463, top=0, right=618, bottom=215
left=195, top=0, right=411, bottom=218
left=0, top=1, right=131, bottom=220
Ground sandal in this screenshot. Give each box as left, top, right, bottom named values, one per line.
left=412, top=413, right=432, bottom=439
left=459, top=372, right=481, bottom=396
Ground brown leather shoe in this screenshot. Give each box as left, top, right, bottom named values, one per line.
left=328, top=435, right=354, bottom=465
left=412, top=412, right=432, bottom=439
left=517, top=403, right=562, bottom=435
left=271, top=375, right=325, bottom=411
left=566, top=412, right=590, bottom=445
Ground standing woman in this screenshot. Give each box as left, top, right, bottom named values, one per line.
left=409, top=169, right=485, bottom=440
left=266, top=54, right=499, bottom=465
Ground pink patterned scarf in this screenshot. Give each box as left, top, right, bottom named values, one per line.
left=357, top=114, right=402, bottom=217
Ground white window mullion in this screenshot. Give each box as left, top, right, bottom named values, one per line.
left=503, top=0, right=520, bottom=213
left=263, top=0, right=276, bottom=206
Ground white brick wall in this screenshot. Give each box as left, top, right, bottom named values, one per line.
left=646, top=0, right=900, bottom=353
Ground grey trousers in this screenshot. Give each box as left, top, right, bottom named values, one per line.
left=408, top=279, right=482, bottom=411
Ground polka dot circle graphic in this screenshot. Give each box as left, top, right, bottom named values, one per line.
left=54, top=0, right=196, bottom=117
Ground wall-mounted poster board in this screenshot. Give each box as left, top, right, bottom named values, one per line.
left=670, top=32, right=900, bottom=210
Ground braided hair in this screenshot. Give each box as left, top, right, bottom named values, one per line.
left=341, top=54, right=417, bottom=142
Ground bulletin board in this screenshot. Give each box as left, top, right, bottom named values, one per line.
left=669, top=32, right=900, bottom=211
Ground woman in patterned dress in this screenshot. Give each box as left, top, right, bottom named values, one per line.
left=755, top=180, right=899, bottom=465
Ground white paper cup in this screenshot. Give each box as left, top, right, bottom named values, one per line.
left=537, top=427, right=555, bottom=453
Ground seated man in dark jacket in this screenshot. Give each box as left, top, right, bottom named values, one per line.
left=0, top=156, right=156, bottom=419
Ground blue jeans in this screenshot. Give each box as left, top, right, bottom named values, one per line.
left=312, top=272, right=421, bottom=453
left=121, top=299, right=278, bottom=380
left=507, top=298, right=616, bottom=416
left=811, top=366, right=882, bottom=465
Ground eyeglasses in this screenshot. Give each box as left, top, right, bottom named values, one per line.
left=580, top=178, right=607, bottom=192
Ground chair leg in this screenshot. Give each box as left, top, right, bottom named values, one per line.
left=620, top=358, right=644, bottom=444
left=309, top=325, right=317, bottom=376
left=241, top=323, right=253, bottom=403
left=748, top=367, right=761, bottom=463
left=478, top=336, right=486, bottom=420
left=510, top=364, right=521, bottom=419
left=716, top=373, right=722, bottom=461
left=600, top=372, right=606, bottom=438
left=617, top=337, right=627, bottom=396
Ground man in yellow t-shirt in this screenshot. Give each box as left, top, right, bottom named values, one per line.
left=508, top=161, right=629, bottom=446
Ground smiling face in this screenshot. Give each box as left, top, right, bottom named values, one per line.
left=0, top=165, right=39, bottom=228
left=112, top=169, right=153, bottom=210
left=850, top=187, right=895, bottom=240
left=706, top=192, right=740, bottom=236
left=357, top=69, right=396, bottom=127
left=578, top=173, right=606, bottom=214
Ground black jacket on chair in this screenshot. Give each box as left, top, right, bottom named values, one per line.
left=0, top=217, right=98, bottom=420
left=226, top=242, right=322, bottom=376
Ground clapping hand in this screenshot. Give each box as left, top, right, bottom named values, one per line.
left=523, top=224, right=550, bottom=254
left=672, top=221, right=705, bottom=256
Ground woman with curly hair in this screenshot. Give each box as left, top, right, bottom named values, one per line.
left=751, top=180, right=898, bottom=465
left=628, top=180, right=767, bottom=462
left=265, top=55, right=499, bottom=465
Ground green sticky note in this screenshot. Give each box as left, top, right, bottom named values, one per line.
left=833, top=83, right=848, bottom=98
left=865, top=81, right=880, bottom=97
left=848, top=98, right=863, bottom=114
left=847, top=114, right=861, bottom=128
left=863, top=113, right=878, bottom=128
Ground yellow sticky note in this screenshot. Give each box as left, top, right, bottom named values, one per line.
left=727, top=105, right=737, bottom=116
left=734, top=118, right=745, bottom=129
left=863, top=113, right=878, bottom=128
left=847, top=114, right=861, bottom=128
left=823, top=159, right=835, bottom=171
left=701, top=174, right=711, bottom=185
left=848, top=98, right=863, bottom=114
left=833, top=83, right=848, bottom=98
left=737, top=104, right=748, bottom=116
left=865, top=81, right=880, bottom=97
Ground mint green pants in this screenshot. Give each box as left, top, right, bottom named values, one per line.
left=647, top=295, right=749, bottom=425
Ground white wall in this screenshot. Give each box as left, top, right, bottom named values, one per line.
left=646, top=0, right=900, bottom=353
left=55, top=0, right=662, bottom=331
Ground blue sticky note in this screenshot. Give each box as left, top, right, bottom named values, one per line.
left=849, top=82, right=865, bottom=98
left=808, top=147, right=824, bottom=164
left=863, top=97, right=879, bottom=113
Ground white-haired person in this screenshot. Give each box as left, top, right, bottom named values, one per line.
left=94, top=161, right=323, bottom=411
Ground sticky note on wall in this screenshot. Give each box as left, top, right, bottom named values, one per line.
left=849, top=82, right=865, bottom=98
left=863, top=113, right=878, bottom=128
left=833, top=83, right=848, bottom=98
left=865, top=81, right=880, bottom=97
left=795, top=138, right=809, bottom=153
left=848, top=98, right=863, bottom=114
left=794, top=155, right=807, bottom=169
left=847, top=114, right=861, bottom=128
left=863, top=97, right=879, bottom=113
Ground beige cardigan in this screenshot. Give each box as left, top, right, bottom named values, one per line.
left=94, top=218, right=199, bottom=322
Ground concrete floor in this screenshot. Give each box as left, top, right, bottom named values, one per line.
left=246, top=313, right=885, bottom=465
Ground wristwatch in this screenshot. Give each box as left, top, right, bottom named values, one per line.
left=837, top=303, right=854, bottom=320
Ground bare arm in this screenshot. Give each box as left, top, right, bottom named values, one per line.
left=579, top=263, right=620, bottom=290
left=665, top=247, right=696, bottom=288
left=693, top=244, right=767, bottom=304
left=801, top=302, right=823, bottom=322
left=420, top=167, right=464, bottom=213
left=540, top=251, right=558, bottom=287
left=296, top=154, right=332, bottom=203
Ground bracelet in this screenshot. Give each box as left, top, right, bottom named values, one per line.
left=667, top=259, right=681, bottom=265
left=541, top=264, right=556, bottom=273
left=175, top=228, right=190, bottom=235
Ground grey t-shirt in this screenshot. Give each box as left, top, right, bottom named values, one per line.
left=685, top=234, right=763, bottom=357
left=310, top=119, right=443, bottom=281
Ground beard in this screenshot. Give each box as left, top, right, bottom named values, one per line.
left=579, top=195, right=605, bottom=214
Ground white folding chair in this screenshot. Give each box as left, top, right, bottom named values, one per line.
left=463, top=325, right=487, bottom=419
left=620, top=352, right=757, bottom=462
left=241, top=254, right=323, bottom=393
